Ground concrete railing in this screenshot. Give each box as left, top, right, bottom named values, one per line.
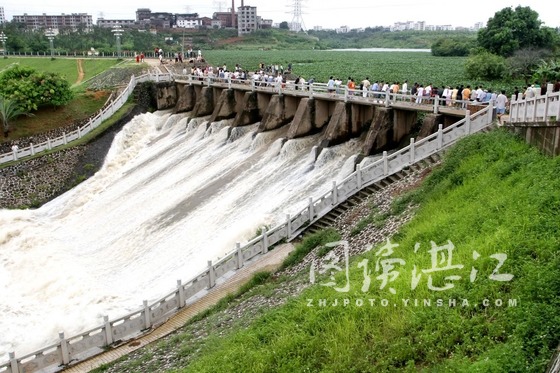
left=509, top=84, right=560, bottom=124
left=173, top=73, right=472, bottom=113
left=0, top=88, right=494, bottom=372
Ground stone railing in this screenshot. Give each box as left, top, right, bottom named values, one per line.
left=509, top=84, right=560, bottom=123
left=173, top=73, right=472, bottom=114
left=0, top=95, right=494, bottom=373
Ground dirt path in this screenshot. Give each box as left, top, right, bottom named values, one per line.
left=63, top=243, right=295, bottom=373
left=75, top=59, right=84, bottom=85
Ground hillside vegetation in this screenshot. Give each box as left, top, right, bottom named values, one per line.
left=93, top=130, right=560, bottom=372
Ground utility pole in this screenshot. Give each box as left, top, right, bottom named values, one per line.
left=288, top=0, right=307, bottom=33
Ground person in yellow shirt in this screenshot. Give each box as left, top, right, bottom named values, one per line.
left=462, top=85, right=472, bottom=108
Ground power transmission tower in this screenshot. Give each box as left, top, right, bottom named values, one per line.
left=288, top=0, right=307, bottom=33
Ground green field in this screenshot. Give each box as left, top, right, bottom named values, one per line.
left=0, top=57, right=121, bottom=85
left=204, top=50, right=524, bottom=93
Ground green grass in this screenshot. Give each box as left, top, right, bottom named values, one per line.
left=171, top=130, right=560, bottom=372
left=0, top=57, right=120, bottom=85
left=280, top=228, right=341, bottom=270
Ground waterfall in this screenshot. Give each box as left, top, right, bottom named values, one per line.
left=0, top=110, right=362, bottom=357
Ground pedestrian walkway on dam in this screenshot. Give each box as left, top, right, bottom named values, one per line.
left=63, top=243, right=295, bottom=373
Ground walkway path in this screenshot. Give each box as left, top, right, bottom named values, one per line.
left=63, top=243, right=295, bottom=373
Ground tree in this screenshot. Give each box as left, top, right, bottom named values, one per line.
left=507, top=48, right=551, bottom=85
left=478, top=6, right=557, bottom=57
left=0, top=97, right=31, bottom=137
left=465, top=51, right=508, bottom=80
left=279, top=21, right=289, bottom=30
left=431, top=36, right=475, bottom=57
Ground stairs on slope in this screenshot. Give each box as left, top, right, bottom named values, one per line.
left=303, top=153, right=443, bottom=236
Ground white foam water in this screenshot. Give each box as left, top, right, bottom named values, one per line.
left=0, top=111, right=362, bottom=358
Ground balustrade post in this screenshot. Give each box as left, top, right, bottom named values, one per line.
left=228, top=77, right=232, bottom=89
left=286, top=213, right=292, bottom=239
left=236, top=242, right=244, bottom=269
left=356, top=164, right=362, bottom=189
left=177, top=280, right=186, bottom=308
left=262, top=227, right=269, bottom=254
left=465, top=111, right=471, bottom=134
left=103, top=315, right=114, bottom=345
left=143, top=300, right=152, bottom=329
left=47, top=138, right=52, bottom=150
left=63, top=132, right=67, bottom=145
left=437, top=123, right=443, bottom=149
left=30, top=143, right=35, bottom=156
left=544, top=91, right=550, bottom=123
left=557, top=93, right=560, bottom=120
left=207, top=260, right=215, bottom=289
left=433, top=95, right=439, bottom=114
left=59, top=332, right=70, bottom=365
left=12, top=148, right=18, bottom=161
left=383, top=151, right=388, bottom=175
left=510, top=95, right=516, bottom=123
left=78, top=126, right=81, bottom=138
left=344, top=87, right=348, bottom=102
left=251, top=79, right=255, bottom=92
left=409, top=138, right=415, bottom=164
left=384, top=90, right=390, bottom=107
left=532, top=97, right=538, bottom=121
left=332, top=180, right=338, bottom=206
left=9, top=352, right=19, bottom=373
left=308, top=197, right=314, bottom=223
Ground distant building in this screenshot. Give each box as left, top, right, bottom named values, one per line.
left=97, top=19, right=135, bottom=28
left=390, top=20, right=481, bottom=32
left=0, top=7, right=5, bottom=25
left=176, top=13, right=200, bottom=29
left=472, top=22, right=484, bottom=31
left=336, top=25, right=349, bottom=33
left=313, top=26, right=323, bottom=31
left=259, top=19, right=273, bottom=29
left=12, top=13, right=93, bottom=31
left=238, top=6, right=257, bottom=35
left=213, top=11, right=237, bottom=28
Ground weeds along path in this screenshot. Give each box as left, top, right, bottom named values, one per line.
left=75, top=59, right=85, bottom=85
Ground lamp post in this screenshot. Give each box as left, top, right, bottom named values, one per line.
left=111, top=25, right=123, bottom=58
left=0, top=32, right=7, bottom=59
left=45, top=29, right=55, bottom=58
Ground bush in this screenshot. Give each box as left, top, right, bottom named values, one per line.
left=465, top=51, right=508, bottom=80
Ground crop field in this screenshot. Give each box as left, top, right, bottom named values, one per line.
left=204, top=50, right=523, bottom=93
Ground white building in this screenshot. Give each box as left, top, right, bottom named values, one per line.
left=0, top=7, right=5, bottom=25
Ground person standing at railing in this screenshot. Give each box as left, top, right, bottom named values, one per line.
left=416, top=84, right=424, bottom=104
left=496, top=90, right=508, bottom=117
left=347, top=78, right=356, bottom=96
left=327, top=76, right=335, bottom=95
left=462, top=85, right=471, bottom=108
left=361, top=77, right=371, bottom=97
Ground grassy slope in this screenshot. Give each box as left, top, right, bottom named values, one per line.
left=175, top=130, right=560, bottom=372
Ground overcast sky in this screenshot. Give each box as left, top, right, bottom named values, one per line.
left=1, top=0, right=558, bottom=29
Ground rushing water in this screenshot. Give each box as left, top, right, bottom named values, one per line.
left=0, top=111, right=363, bottom=358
